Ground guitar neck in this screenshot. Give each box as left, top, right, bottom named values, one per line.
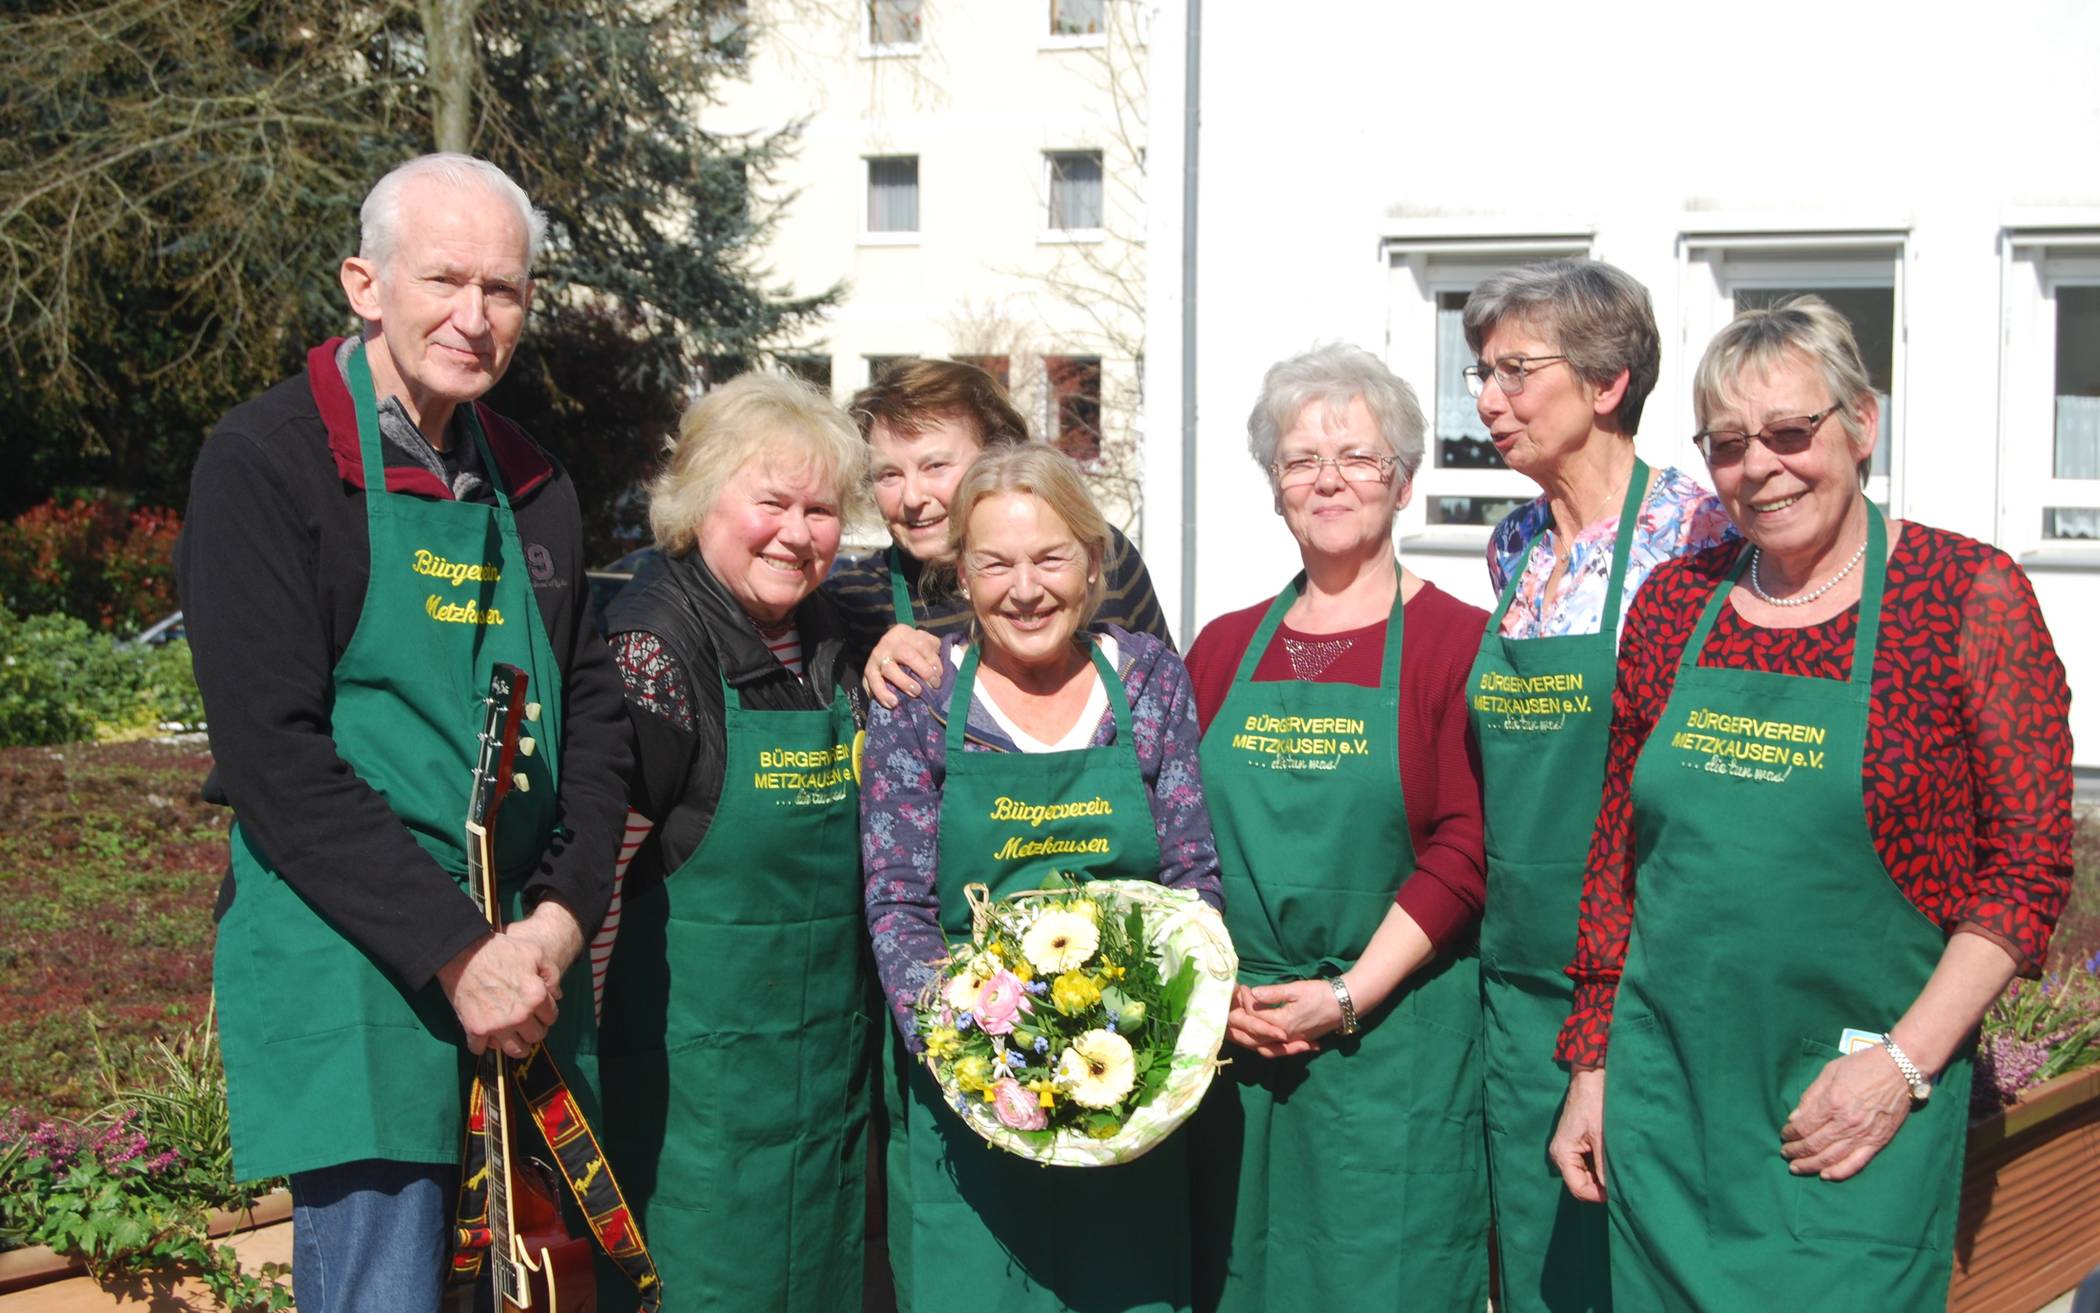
left=480, top=1049, right=529, bottom=1308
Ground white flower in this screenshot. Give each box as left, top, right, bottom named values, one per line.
left=1022, top=910, right=1100, bottom=975
left=1057, top=1029, right=1136, bottom=1108
left=945, top=971, right=985, bottom=1012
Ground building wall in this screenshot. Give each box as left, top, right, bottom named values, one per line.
left=705, top=0, right=1152, bottom=532
left=1144, top=0, right=2100, bottom=769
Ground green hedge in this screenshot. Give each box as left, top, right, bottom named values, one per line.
left=0, top=608, right=203, bottom=747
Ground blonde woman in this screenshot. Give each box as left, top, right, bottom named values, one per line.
left=861, top=444, right=1222, bottom=1313
left=592, top=372, right=875, bottom=1312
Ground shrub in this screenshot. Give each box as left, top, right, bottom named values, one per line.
left=0, top=1015, right=288, bottom=1309
left=1972, top=950, right=2100, bottom=1119
left=0, top=496, right=181, bottom=634
left=0, top=608, right=202, bottom=747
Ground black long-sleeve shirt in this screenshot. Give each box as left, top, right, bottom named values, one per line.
left=176, top=340, right=632, bottom=990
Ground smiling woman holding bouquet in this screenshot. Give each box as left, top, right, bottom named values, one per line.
left=590, top=373, right=874, bottom=1312
left=861, top=444, right=1223, bottom=1313
left=1183, top=344, right=1491, bottom=1313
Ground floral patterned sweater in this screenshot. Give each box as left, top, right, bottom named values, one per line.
left=861, top=626, right=1224, bottom=1047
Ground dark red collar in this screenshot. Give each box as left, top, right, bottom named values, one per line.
left=306, top=337, right=552, bottom=501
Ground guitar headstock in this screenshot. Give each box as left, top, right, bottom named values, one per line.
left=468, top=663, right=541, bottom=831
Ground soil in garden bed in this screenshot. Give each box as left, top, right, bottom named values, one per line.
left=0, top=739, right=224, bottom=1119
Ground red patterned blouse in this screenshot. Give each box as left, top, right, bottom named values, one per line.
left=1556, top=522, right=2075, bottom=1069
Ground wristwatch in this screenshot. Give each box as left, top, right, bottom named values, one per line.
left=1881, top=1035, right=1932, bottom=1102
left=1328, top=977, right=1360, bottom=1036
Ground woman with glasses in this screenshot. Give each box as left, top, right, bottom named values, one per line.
left=861, top=444, right=1222, bottom=1313
left=1548, top=297, right=2073, bottom=1310
left=1184, top=344, right=1491, bottom=1312
left=1459, top=259, right=1731, bottom=1313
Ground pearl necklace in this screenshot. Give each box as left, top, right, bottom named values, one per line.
left=1748, top=537, right=1869, bottom=608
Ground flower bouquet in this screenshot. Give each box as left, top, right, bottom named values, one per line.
left=914, top=877, right=1237, bottom=1166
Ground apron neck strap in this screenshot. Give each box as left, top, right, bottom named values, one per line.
left=344, top=340, right=514, bottom=509
left=887, top=544, right=916, bottom=627
left=1485, top=456, right=1650, bottom=632
left=1233, top=564, right=1408, bottom=690
left=1680, top=497, right=1889, bottom=685
left=945, top=638, right=1132, bottom=755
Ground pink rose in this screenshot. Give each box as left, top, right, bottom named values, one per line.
left=992, top=1078, right=1048, bottom=1131
left=975, top=969, right=1032, bottom=1036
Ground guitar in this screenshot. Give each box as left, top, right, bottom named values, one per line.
left=462, top=663, right=595, bottom=1312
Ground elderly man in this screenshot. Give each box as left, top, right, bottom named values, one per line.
left=176, top=155, right=630, bottom=1312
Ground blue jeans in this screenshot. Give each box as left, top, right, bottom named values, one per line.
left=289, top=1158, right=457, bottom=1313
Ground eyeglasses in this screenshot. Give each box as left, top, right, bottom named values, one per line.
left=1270, top=451, right=1400, bottom=489
left=1462, top=355, right=1570, bottom=397
left=1693, top=405, right=1845, bottom=466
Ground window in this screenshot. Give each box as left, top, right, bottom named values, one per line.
left=778, top=354, right=833, bottom=392
left=954, top=355, right=1011, bottom=389
left=1683, top=239, right=1905, bottom=510
left=2002, top=238, right=2100, bottom=549
left=1046, top=356, right=1102, bottom=462
left=1045, top=151, right=1104, bottom=235
left=2049, top=284, right=2100, bottom=540
left=1049, top=0, right=1103, bottom=37
left=1383, top=239, right=1592, bottom=533
left=866, top=0, right=921, bottom=51
left=865, top=156, right=919, bottom=236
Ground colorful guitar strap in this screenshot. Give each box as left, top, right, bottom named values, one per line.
left=450, top=1044, right=663, bottom=1309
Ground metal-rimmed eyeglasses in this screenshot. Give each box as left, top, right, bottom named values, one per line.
left=1693, top=404, right=1844, bottom=466
left=1270, top=451, right=1400, bottom=489
left=1462, top=354, right=1570, bottom=397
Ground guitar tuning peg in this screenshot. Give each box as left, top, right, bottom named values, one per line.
left=525, top=702, right=543, bottom=723
left=517, top=737, right=537, bottom=757
left=513, top=773, right=531, bottom=793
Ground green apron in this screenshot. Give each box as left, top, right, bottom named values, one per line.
left=890, top=639, right=1189, bottom=1313
left=887, top=544, right=917, bottom=624
left=1603, top=504, right=1970, bottom=1310
left=1470, top=462, right=1649, bottom=1313
left=594, top=660, right=869, bottom=1313
left=216, top=345, right=575, bottom=1181
left=1190, top=577, right=1487, bottom=1313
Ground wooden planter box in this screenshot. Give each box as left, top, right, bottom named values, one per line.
left=0, top=1190, right=291, bottom=1309
left=1949, top=1065, right=2100, bottom=1313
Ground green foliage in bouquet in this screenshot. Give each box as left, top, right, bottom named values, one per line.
left=916, top=878, right=1199, bottom=1146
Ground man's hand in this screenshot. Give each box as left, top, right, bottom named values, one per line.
left=506, top=899, right=587, bottom=992
left=436, top=932, right=557, bottom=1058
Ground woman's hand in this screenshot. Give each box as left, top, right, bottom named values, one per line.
left=863, top=624, right=944, bottom=709
left=1224, top=980, right=1344, bottom=1058
left=1550, top=1068, right=1608, bottom=1203
left=1780, top=1046, right=1913, bottom=1180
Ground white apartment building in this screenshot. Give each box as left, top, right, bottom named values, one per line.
left=705, top=0, right=1151, bottom=527
left=1141, top=0, right=2100, bottom=774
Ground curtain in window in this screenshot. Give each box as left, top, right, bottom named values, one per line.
left=868, top=158, right=918, bottom=233
left=1048, top=153, right=1103, bottom=231
left=870, top=0, right=921, bottom=45
left=2056, top=394, right=2100, bottom=480
left=1434, top=303, right=1481, bottom=441
left=1052, top=0, right=1104, bottom=35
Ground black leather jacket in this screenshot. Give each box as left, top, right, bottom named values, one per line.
left=604, top=548, right=864, bottom=888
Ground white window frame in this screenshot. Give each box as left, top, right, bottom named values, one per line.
left=1382, top=233, right=1593, bottom=543
left=861, top=0, right=922, bottom=58
left=1041, top=149, right=1105, bottom=242
left=1999, top=229, right=2100, bottom=560
left=860, top=154, right=920, bottom=245
left=1679, top=232, right=1908, bottom=513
